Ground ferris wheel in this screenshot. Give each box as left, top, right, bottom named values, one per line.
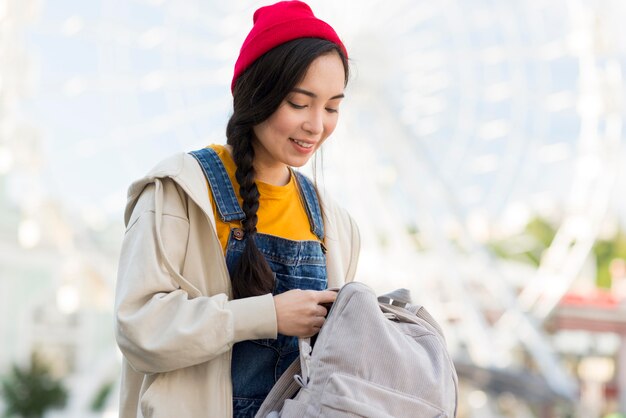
left=2, top=0, right=625, bottom=416
left=325, top=0, right=623, bottom=408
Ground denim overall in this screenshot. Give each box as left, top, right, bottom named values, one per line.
left=190, top=148, right=327, bottom=418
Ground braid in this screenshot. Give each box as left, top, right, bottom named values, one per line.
left=227, top=122, right=275, bottom=299
left=223, top=38, right=350, bottom=299
left=232, top=138, right=260, bottom=236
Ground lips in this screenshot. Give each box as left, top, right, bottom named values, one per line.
left=290, top=138, right=315, bottom=149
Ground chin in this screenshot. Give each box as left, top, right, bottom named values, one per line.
left=287, top=156, right=313, bottom=168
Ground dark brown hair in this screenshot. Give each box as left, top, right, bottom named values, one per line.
left=226, top=38, right=349, bottom=299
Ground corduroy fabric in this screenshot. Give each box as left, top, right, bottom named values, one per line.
left=232, top=0, right=347, bottom=92
left=256, top=282, right=459, bottom=417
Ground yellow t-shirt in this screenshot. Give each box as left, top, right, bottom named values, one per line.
left=207, top=144, right=319, bottom=253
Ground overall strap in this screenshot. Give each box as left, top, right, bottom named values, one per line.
left=189, top=148, right=245, bottom=222
left=293, top=171, right=324, bottom=241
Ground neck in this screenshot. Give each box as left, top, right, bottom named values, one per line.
left=248, top=142, right=291, bottom=186
left=254, top=163, right=291, bottom=186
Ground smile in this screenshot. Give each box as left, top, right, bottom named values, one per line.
left=290, top=138, right=314, bottom=149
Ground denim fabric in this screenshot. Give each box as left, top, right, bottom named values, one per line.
left=292, top=171, right=324, bottom=241
left=189, top=147, right=327, bottom=418
left=189, top=148, right=245, bottom=222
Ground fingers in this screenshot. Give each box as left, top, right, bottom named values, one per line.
left=303, top=316, right=325, bottom=338
left=314, top=290, right=338, bottom=304
left=274, top=289, right=336, bottom=337
left=302, top=291, right=331, bottom=317
left=315, top=304, right=328, bottom=317
left=311, top=315, right=325, bottom=329
left=302, top=299, right=327, bottom=337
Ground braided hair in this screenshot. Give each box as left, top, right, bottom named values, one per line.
left=226, top=38, right=349, bottom=299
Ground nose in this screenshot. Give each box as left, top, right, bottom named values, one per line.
left=303, top=109, right=323, bottom=135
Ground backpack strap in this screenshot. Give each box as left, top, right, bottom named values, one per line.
left=377, top=288, right=412, bottom=308
left=255, top=357, right=302, bottom=417
left=379, top=303, right=446, bottom=341
left=378, top=288, right=446, bottom=339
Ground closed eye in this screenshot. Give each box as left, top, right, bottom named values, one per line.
left=288, top=101, right=306, bottom=109
left=325, top=108, right=338, bottom=114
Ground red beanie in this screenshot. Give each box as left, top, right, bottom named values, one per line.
left=231, top=1, right=347, bottom=92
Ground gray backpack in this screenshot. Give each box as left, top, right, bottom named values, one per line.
left=256, top=282, right=459, bottom=418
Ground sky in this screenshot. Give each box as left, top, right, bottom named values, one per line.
left=4, top=0, right=626, bottom=238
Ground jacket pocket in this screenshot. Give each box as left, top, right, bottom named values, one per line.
left=139, top=374, right=164, bottom=418
left=318, top=373, right=447, bottom=418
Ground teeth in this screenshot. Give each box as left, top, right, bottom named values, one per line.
left=292, top=138, right=313, bottom=148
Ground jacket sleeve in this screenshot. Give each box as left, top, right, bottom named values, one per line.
left=114, top=179, right=277, bottom=374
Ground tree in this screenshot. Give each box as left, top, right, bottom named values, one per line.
left=1, top=353, right=67, bottom=418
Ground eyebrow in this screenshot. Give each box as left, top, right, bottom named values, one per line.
left=291, top=87, right=344, bottom=100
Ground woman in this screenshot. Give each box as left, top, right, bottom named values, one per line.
left=114, top=2, right=360, bottom=417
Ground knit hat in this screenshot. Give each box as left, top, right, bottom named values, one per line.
left=231, top=0, right=347, bottom=92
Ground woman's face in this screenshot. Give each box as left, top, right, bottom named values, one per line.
left=252, top=51, right=346, bottom=184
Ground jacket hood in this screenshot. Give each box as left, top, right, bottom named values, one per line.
left=124, top=152, right=214, bottom=228
left=123, top=150, right=360, bottom=289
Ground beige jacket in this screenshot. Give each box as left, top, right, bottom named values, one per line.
left=114, top=152, right=360, bottom=418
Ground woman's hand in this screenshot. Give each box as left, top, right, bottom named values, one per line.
left=273, top=289, right=337, bottom=338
